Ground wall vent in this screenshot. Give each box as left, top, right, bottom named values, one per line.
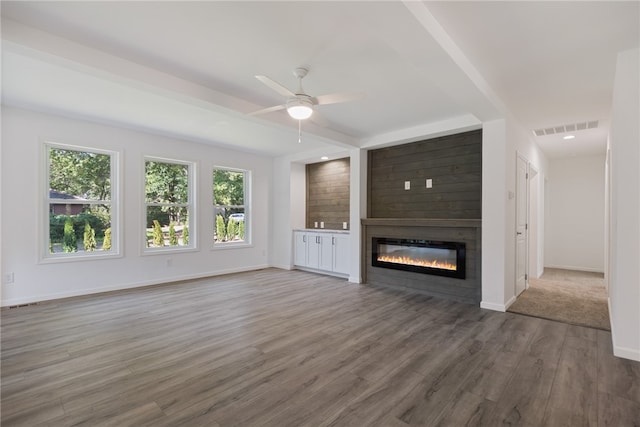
left=533, top=120, right=598, bottom=137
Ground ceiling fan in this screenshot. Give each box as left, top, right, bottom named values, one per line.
left=249, top=67, right=364, bottom=123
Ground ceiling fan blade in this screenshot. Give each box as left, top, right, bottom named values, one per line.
left=314, top=92, right=365, bottom=106
left=248, top=104, right=286, bottom=116
left=255, top=75, right=296, bottom=98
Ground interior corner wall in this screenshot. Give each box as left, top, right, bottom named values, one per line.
left=609, top=48, right=640, bottom=361
left=1, top=106, right=272, bottom=305
left=481, top=117, right=549, bottom=312
left=270, top=157, right=289, bottom=269
left=545, top=155, right=606, bottom=272
left=481, top=119, right=509, bottom=311
left=348, top=148, right=367, bottom=283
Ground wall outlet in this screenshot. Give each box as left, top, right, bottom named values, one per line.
left=320, top=221, right=324, bottom=228
left=426, top=178, right=433, bottom=188
left=3, top=272, right=14, bottom=284
left=404, top=181, right=410, bottom=190
left=314, top=221, right=318, bottom=228
left=343, top=222, right=348, bottom=230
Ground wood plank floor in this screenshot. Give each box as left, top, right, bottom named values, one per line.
left=2, top=268, right=639, bottom=426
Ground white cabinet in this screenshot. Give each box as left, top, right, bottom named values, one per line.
left=294, top=232, right=308, bottom=266
left=332, top=233, right=350, bottom=275
left=293, top=231, right=349, bottom=276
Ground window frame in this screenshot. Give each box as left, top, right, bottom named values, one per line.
left=42, top=141, right=121, bottom=262
left=142, top=156, right=197, bottom=254
left=213, top=167, right=251, bottom=248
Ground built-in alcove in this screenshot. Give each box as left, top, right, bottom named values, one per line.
left=306, top=158, right=350, bottom=230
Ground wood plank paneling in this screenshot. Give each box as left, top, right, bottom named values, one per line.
left=306, top=158, right=350, bottom=230
left=368, top=130, right=482, bottom=219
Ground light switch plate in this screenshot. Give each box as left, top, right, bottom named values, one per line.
left=404, top=181, right=410, bottom=190
left=343, top=222, right=348, bottom=229
left=314, top=221, right=318, bottom=228
left=320, top=221, right=324, bottom=228
left=426, top=179, right=432, bottom=188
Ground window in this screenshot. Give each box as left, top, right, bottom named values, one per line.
left=144, top=158, right=195, bottom=251
left=213, top=168, right=249, bottom=245
left=45, top=143, right=118, bottom=259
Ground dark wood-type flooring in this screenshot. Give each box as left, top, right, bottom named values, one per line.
left=2, top=268, right=639, bottom=426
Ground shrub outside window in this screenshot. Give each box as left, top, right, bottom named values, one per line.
left=144, top=158, right=195, bottom=251
left=45, top=143, right=118, bottom=259
left=213, top=168, right=249, bottom=245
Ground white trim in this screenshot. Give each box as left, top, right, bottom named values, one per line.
left=211, top=242, right=253, bottom=251
left=544, top=264, right=605, bottom=274
left=1, top=264, right=270, bottom=307
left=480, top=295, right=517, bottom=312
left=142, top=156, right=197, bottom=253
left=608, top=297, right=640, bottom=362
left=293, top=266, right=349, bottom=280
left=41, top=141, right=121, bottom=261
left=212, top=167, right=251, bottom=246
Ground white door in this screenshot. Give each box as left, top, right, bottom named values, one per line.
left=516, top=155, right=529, bottom=296
left=293, top=232, right=308, bottom=267
left=307, top=233, right=320, bottom=269
left=332, top=234, right=350, bottom=274
left=318, top=234, right=334, bottom=271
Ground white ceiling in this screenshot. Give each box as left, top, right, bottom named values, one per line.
left=2, top=1, right=638, bottom=159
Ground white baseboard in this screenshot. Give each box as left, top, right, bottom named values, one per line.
left=480, top=295, right=515, bottom=312
left=608, top=297, right=640, bottom=362
left=1, top=264, right=270, bottom=307
left=270, top=263, right=293, bottom=271
left=544, top=264, right=604, bottom=273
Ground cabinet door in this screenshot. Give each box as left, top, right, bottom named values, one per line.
left=318, top=234, right=334, bottom=271
left=293, top=232, right=308, bottom=267
left=332, top=234, right=350, bottom=275
left=307, top=233, right=320, bottom=269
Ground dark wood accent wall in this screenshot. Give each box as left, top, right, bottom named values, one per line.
left=306, top=158, right=350, bottom=230
left=368, top=129, right=482, bottom=219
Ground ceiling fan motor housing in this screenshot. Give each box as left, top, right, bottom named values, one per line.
left=286, top=95, right=314, bottom=120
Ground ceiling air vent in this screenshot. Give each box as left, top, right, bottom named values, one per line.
left=532, top=120, right=599, bottom=137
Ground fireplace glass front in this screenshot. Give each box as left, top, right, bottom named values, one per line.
left=372, top=238, right=466, bottom=279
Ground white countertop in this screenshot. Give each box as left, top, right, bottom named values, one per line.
left=294, top=229, right=350, bottom=234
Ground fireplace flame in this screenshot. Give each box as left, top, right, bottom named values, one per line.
left=377, top=254, right=457, bottom=271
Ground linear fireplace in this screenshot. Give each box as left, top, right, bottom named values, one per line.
left=372, top=237, right=466, bottom=279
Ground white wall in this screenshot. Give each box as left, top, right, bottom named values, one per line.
left=608, top=48, right=640, bottom=361
left=481, top=119, right=509, bottom=311
left=348, top=148, right=367, bottom=283
left=269, top=159, right=305, bottom=270
left=481, top=117, right=548, bottom=311
left=545, top=155, right=606, bottom=272
left=1, top=106, right=272, bottom=305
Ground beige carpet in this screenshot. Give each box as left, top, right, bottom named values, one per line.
left=508, top=269, right=610, bottom=331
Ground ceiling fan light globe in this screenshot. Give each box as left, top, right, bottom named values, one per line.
left=286, top=99, right=313, bottom=120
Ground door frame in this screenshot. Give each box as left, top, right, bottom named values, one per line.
left=515, top=153, right=529, bottom=296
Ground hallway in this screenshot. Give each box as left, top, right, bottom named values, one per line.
left=508, top=268, right=609, bottom=330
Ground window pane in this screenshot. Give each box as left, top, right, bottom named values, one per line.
left=145, top=161, right=189, bottom=204
left=146, top=207, right=189, bottom=248
left=49, top=204, right=112, bottom=253
left=49, top=148, right=111, bottom=201
left=213, top=170, right=244, bottom=205
left=213, top=168, right=247, bottom=244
